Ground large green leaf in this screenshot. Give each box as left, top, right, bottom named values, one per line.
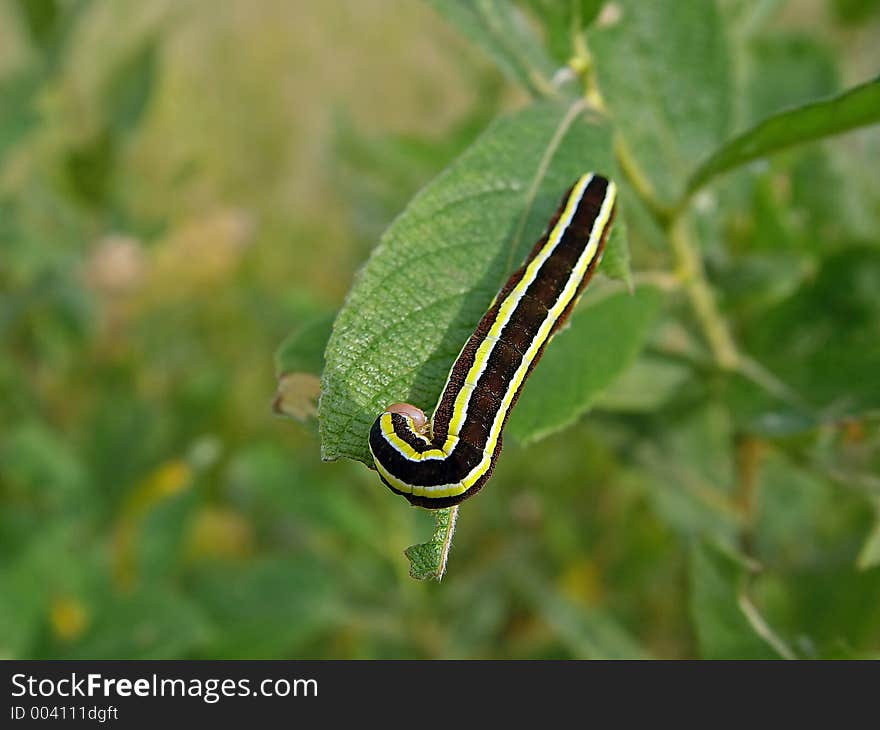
left=319, top=100, right=616, bottom=465
left=589, top=0, right=733, bottom=205
left=507, top=285, right=663, bottom=443
left=426, top=0, right=558, bottom=96
left=687, top=76, right=880, bottom=193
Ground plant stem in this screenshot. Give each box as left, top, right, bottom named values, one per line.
left=667, top=216, right=740, bottom=371
left=613, top=136, right=673, bottom=226
left=570, top=34, right=606, bottom=114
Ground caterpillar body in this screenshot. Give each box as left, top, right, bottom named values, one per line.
left=369, top=173, right=617, bottom=508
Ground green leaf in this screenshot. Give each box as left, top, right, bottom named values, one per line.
left=765, top=543, right=880, bottom=656
left=752, top=454, right=855, bottom=569
left=13, top=0, right=61, bottom=52
left=831, top=0, right=880, bottom=25
left=426, top=0, right=558, bottom=96
left=63, top=128, right=116, bottom=208
left=689, top=540, right=783, bottom=659
left=12, top=0, right=90, bottom=64
left=742, top=246, right=880, bottom=413
left=319, top=100, right=614, bottom=465
left=589, top=0, right=733, bottom=205
left=333, top=90, right=501, bottom=244
left=404, top=506, right=458, bottom=581
left=275, top=311, right=335, bottom=377
left=507, top=285, right=663, bottom=443
left=687, top=76, right=880, bottom=193
left=105, top=39, right=159, bottom=134
left=520, top=0, right=603, bottom=64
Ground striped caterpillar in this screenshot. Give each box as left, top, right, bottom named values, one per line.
left=369, top=173, right=617, bottom=508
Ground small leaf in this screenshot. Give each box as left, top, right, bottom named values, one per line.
left=507, top=285, right=663, bottom=443
left=589, top=0, right=734, bottom=205
left=687, top=76, right=880, bottom=193
left=404, top=506, right=458, bottom=581
left=319, top=100, right=614, bottom=465
left=426, top=0, right=558, bottom=96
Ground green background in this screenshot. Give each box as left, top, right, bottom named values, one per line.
left=2, top=0, right=879, bottom=659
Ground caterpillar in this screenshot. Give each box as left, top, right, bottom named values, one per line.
left=369, top=172, right=617, bottom=508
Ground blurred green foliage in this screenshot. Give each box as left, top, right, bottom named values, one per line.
left=1, top=0, right=879, bottom=659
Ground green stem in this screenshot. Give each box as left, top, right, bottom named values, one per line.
left=569, top=34, right=605, bottom=114
left=613, top=127, right=742, bottom=373
left=613, top=136, right=674, bottom=226
left=667, top=216, right=740, bottom=371
left=585, top=44, right=741, bottom=375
